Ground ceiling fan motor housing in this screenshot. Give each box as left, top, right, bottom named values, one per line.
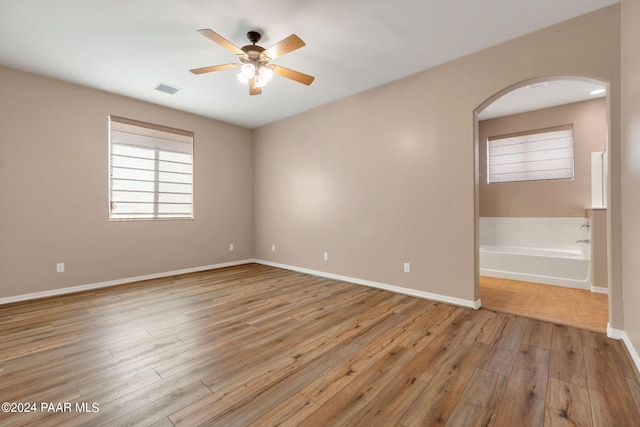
left=240, top=32, right=270, bottom=66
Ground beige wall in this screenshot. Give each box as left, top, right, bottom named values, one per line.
left=479, top=98, right=607, bottom=218
left=588, top=209, right=608, bottom=289
left=621, top=0, right=640, bottom=364
left=254, top=6, right=621, bottom=305
left=0, top=65, right=254, bottom=299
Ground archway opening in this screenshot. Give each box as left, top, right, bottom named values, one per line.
left=474, top=76, right=610, bottom=332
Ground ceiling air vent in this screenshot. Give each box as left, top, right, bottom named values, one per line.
left=153, top=82, right=180, bottom=95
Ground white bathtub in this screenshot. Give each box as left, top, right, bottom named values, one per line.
left=479, top=218, right=591, bottom=290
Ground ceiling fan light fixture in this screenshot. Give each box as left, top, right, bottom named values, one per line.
left=238, top=65, right=274, bottom=87
left=260, top=66, right=274, bottom=82
left=254, top=66, right=275, bottom=88
left=240, top=63, right=255, bottom=79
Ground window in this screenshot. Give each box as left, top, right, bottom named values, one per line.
left=487, top=125, right=574, bottom=184
left=109, top=116, right=193, bottom=220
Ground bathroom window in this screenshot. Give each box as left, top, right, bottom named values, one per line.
left=109, top=116, right=193, bottom=220
left=487, top=125, right=574, bottom=184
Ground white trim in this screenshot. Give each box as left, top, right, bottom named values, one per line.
left=255, top=259, right=481, bottom=310
left=0, top=258, right=483, bottom=310
left=607, top=323, right=625, bottom=340
left=608, top=324, right=640, bottom=374
left=0, top=259, right=254, bottom=306
left=590, top=286, right=609, bottom=294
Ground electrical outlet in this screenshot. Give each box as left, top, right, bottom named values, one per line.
left=229, top=243, right=234, bottom=251
left=323, top=252, right=329, bottom=261
left=56, top=263, right=65, bottom=273
left=271, top=244, right=276, bottom=252
left=404, top=262, right=411, bottom=273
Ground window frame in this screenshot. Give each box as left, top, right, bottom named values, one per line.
left=108, top=115, right=194, bottom=221
left=486, top=124, right=575, bottom=184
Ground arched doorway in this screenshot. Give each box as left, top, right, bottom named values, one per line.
left=474, top=76, right=611, bottom=332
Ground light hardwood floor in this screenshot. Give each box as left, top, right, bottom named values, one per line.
left=480, top=276, right=609, bottom=333
left=0, top=264, right=639, bottom=426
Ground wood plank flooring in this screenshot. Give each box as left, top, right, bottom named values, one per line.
left=480, top=276, right=609, bottom=333
left=0, top=263, right=638, bottom=426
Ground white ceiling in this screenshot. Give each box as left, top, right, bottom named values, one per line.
left=0, top=0, right=618, bottom=128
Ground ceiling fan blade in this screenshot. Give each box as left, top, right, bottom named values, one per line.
left=249, top=77, right=262, bottom=95
left=263, top=34, right=305, bottom=60
left=197, top=29, right=244, bottom=55
left=272, top=65, right=315, bottom=86
left=190, top=63, right=241, bottom=75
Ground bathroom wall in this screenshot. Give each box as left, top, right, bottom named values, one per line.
left=479, top=97, right=607, bottom=218
left=588, top=208, right=608, bottom=289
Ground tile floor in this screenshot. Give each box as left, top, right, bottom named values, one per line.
left=479, top=276, right=608, bottom=333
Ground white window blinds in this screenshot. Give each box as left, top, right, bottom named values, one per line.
left=487, top=125, right=574, bottom=184
left=109, top=116, right=193, bottom=220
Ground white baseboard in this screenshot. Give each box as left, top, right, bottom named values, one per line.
left=607, top=323, right=640, bottom=374
left=591, top=286, right=609, bottom=294
left=0, top=259, right=254, bottom=306
left=1, top=258, right=482, bottom=310
left=607, top=323, right=625, bottom=340
left=255, top=259, right=481, bottom=310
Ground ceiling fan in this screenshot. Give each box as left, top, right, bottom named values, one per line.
left=190, top=29, right=315, bottom=95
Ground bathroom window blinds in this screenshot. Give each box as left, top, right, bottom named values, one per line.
left=109, top=116, right=193, bottom=220
left=487, top=125, right=574, bottom=184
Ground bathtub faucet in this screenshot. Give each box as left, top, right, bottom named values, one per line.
left=580, top=223, right=590, bottom=230
left=576, top=239, right=591, bottom=243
